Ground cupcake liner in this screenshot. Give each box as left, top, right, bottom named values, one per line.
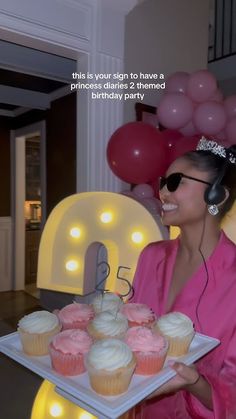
left=134, top=348, right=168, bottom=375
left=61, top=319, right=90, bottom=331
left=87, top=323, right=126, bottom=341
left=128, top=319, right=155, bottom=329
left=154, top=327, right=195, bottom=356
left=86, top=357, right=136, bottom=395
left=18, top=324, right=61, bottom=356
left=49, top=344, right=86, bottom=376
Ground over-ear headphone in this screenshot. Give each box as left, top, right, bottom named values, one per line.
left=204, top=162, right=227, bottom=205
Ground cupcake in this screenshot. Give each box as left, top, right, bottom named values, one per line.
left=120, top=303, right=156, bottom=328
left=87, top=311, right=128, bottom=340
left=92, top=292, right=123, bottom=314
left=153, top=312, right=195, bottom=356
left=86, top=338, right=136, bottom=395
left=49, top=329, right=93, bottom=376
left=125, top=326, right=168, bottom=375
left=18, top=310, right=61, bottom=356
left=57, top=302, right=94, bottom=330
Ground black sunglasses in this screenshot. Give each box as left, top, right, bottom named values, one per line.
left=159, top=172, right=212, bottom=192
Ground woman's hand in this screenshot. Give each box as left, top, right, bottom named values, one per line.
left=147, top=361, right=199, bottom=398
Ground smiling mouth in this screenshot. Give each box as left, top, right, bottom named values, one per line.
left=162, top=203, right=178, bottom=212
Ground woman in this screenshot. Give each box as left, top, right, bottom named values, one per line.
left=132, top=138, right=236, bottom=418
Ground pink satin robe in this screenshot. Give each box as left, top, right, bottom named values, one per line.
left=132, top=231, right=236, bottom=418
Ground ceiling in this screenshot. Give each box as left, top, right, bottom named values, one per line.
left=0, top=40, right=77, bottom=118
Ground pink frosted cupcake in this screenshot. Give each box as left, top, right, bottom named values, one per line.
left=49, top=329, right=93, bottom=376
left=57, top=302, right=94, bottom=330
left=125, top=326, right=168, bottom=375
left=120, top=303, right=156, bottom=328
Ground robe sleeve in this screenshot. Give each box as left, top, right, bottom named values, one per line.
left=185, top=327, right=236, bottom=418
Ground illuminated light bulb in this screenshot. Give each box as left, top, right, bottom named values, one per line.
left=65, top=260, right=79, bottom=271
left=100, top=211, right=113, bottom=223
left=70, top=227, right=81, bottom=238
left=131, top=231, right=144, bottom=244
left=49, top=402, right=63, bottom=417
left=79, top=412, right=95, bottom=419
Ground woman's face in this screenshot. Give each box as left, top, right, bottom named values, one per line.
left=159, top=157, right=211, bottom=227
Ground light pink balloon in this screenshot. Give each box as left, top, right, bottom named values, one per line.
left=193, top=101, right=226, bottom=135
left=141, top=197, right=162, bottom=214
left=224, top=95, right=236, bottom=120
left=133, top=183, right=155, bottom=198
left=157, top=93, right=194, bottom=130
left=179, top=120, right=199, bottom=136
left=187, top=70, right=217, bottom=103
left=166, top=72, right=189, bottom=94
left=210, top=89, right=224, bottom=102
left=225, top=117, right=236, bottom=144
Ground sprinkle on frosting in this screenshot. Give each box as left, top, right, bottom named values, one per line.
left=120, top=303, right=155, bottom=323
left=125, top=326, right=166, bottom=352
left=51, top=329, right=93, bottom=355
left=58, top=303, right=94, bottom=322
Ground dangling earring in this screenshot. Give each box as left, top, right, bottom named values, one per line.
left=208, top=204, right=219, bottom=216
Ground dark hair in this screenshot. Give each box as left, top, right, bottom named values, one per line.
left=182, top=145, right=236, bottom=218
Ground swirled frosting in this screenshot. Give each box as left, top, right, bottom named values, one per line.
left=157, top=312, right=194, bottom=338
left=120, top=303, right=155, bottom=323
left=92, top=293, right=123, bottom=313
left=18, top=311, right=59, bottom=333
left=51, top=329, right=93, bottom=355
left=58, top=303, right=94, bottom=323
left=87, top=338, right=133, bottom=371
left=90, top=311, right=128, bottom=336
left=125, top=326, right=166, bottom=352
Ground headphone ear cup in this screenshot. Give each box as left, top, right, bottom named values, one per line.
left=204, top=184, right=226, bottom=205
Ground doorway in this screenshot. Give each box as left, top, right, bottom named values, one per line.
left=11, top=121, right=46, bottom=293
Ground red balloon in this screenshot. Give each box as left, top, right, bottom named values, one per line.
left=106, top=122, right=167, bottom=184
left=168, top=135, right=200, bottom=164
left=160, top=129, right=182, bottom=148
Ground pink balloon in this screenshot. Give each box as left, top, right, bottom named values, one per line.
left=133, top=184, right=154, bottom=198
left=107, top=122, right=167, bottom=184
left=193, top=101, right=226, bottom=135
left=187, top=70, right=217, bottom=103
left=157, top=93, right=194, bottom=130
left=224, top=95, right=236, bottom=120
left=179, top=120, right=199, bottom=136
left=225, top=117, right=236, bottom=144
left=121, top=190, right=136, bottom=199
left=166, top=72, right=189, bottom=94
left=215, top=130, right=226, bottom=141
left=168, top=135, right=200, bottom=164
left=210, top=89, right=224, bottom=102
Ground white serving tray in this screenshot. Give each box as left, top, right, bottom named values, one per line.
left=0, top=332, right=219, bottom=419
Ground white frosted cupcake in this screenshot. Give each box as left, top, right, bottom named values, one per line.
left=153, top=312, right=195, bottom=356
left=92, top=292, right=123, bottom=314
left=87, top=311, right=128, bottom=340
left=86, top=338, right=136, bottom=395
left=18, top=310, right=61, bottom=356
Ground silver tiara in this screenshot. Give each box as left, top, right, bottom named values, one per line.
left=196, top=137, right=236, bottom=164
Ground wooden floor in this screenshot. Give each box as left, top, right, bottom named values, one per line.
left=0, top=290, right=42, bottom=330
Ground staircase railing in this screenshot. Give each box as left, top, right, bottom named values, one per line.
left=208, top=0, right=236, bottom=62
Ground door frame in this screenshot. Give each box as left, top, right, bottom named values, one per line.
left=11, top=121, right=46, bottom=290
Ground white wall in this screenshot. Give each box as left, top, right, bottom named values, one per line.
left=124, top=0, right=210, bottom=121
